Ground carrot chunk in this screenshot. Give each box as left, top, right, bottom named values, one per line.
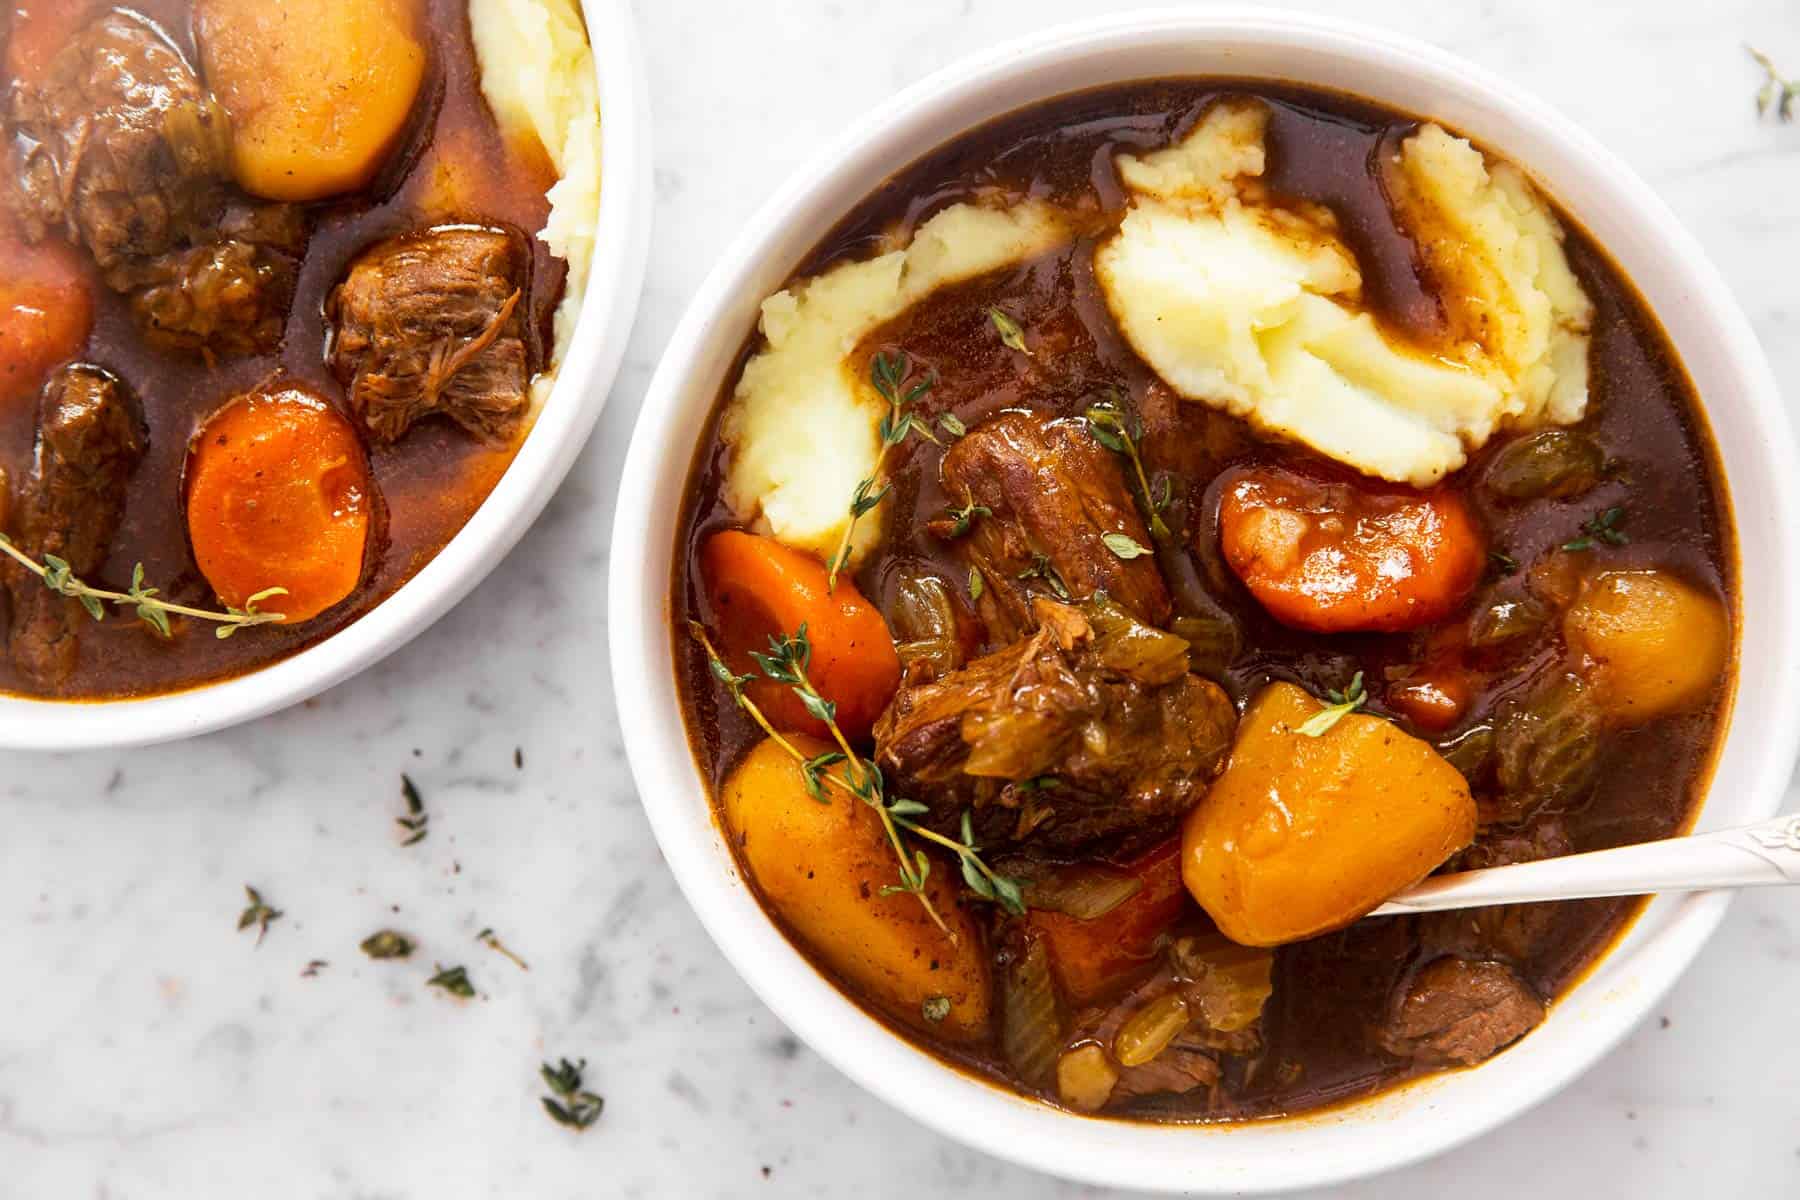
left=1029, top=838, right=1189, bottom=1004
left=0, top=233, right=95, bottom=409
left=185, top=387, right=373, bottom=623
left=700, top=530, right=901, bottom=741
left=1218, top=464, right=1484, bottom=633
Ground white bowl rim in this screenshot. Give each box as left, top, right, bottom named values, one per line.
left=609, top=7, right=1800, bottom=1194
left=0, top=0, right=654, bottom=752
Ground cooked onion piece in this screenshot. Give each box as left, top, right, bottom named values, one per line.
left=1182, top=682, right=1476, bottom=947
left=1095, top=99, right=1593, bottom=487
left=721, top=202, right=1068, bottom=568
left=185, top=387, right=372, bottom=623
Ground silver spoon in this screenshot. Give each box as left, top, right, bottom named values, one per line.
left=1369, top=812, right=1800, bottom=916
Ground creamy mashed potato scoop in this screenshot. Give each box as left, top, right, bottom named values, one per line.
left=721, top=203, right=1067, bottom=567
left=1096, top=99, right=1593, bottom=487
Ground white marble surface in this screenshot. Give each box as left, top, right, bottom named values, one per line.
left=6, top=0, right=1800, bottom=1196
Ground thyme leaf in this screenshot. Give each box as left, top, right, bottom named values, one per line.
left=1017, top=553, right=1071, bottom=601
left=0, top=533, right=287, bottom=639
left=360, top=930, right=416, bottom=960
left=426, top=964, right=475, bottom=998
left=921, top=995, right=952, bottom=1023
left=1102, top=531, right=1151, bottom=561
left=987, top=306, right=1032, bottom=356
left=540, top=1058, right=605, bottom=1131
left=968, top=566, right=985, bottom=601
left=397, top=774, right=429, bottom=845
left=237, top=885, right=283, bottom=946
left=1562, top=505, right=1628, bottom=553
left=1751, top=46, right=1799, bottom=121
left=1297, top=671, right=1367, bottom=738
left=938, top=413, right=967, bottom=439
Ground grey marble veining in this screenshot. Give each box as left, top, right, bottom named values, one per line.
left=5, top=0, right=1799, bottom=1196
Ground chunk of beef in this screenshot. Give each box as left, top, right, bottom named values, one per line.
left=1425, top=818, right=1572, bottom=960
left=936, top=411, right=1171, bottom=643
left=874, top=597, right=1235, bottom=854
left=7, top=10, right=231, bottom=271
left=113, top=232, right=300, bottom=357
left=7, top=11, right=306, bottom=357
left=1377, top=957, right=1544, bottom=1067
left=327, top=226, right=535, bottom=444
left=3, top=366, right=144, bottom=688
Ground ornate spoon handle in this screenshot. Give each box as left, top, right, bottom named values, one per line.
left=1369, top=813, right=1800, bottom=916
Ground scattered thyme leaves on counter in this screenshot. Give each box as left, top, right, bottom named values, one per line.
left=301, top=960, right=328, bottom=977
left=1750, top=46, right=1799, bottom=122
left=397, top=774, right=429, bottom=845
left=427, top=964, right=475, bottom=998
left=477, top=927, right=529, bottom=971
left=237, top=885, right=283, bottom=946
left=360, top=930, right=416, bottom=960
left=540, top=1058, right=605, bottom=1131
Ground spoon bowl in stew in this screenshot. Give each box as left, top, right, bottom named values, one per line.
left=611, top=8, right=1799, bottom=1194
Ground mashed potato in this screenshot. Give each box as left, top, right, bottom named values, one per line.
left=469, top=0, right=601, bottom=399
left=722, top=203, right=1068, bottom=567
left=1096, top=100, right=1592, bottom=486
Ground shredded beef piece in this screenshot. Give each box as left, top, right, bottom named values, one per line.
left=2, top=366, right=145, bottom=688
left=874, top=597, right=1234, bottom=855
left=7, top=10, right=231, bottom=270
left=1377, top=957, right=1545, bottom=1067
left=327, top=226, right=536, bottom=444
left=936, top=411, right=1171, bottom=643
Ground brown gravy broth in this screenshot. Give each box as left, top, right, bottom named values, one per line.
left=0, top=0, right=565, bottom=699
left=675, top=82, right=1735, bottom=1119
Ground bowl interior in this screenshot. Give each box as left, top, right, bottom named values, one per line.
left=612, top=10, right=1798, bottom=1194
left=0, top=0, right=653, bottom=751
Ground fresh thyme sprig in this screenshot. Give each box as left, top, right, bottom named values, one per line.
left=1750, top=46, right=1798, bottom=122
left=1563, top=505, right=1628, bottom=552
left=0, top=533, right=286, bottom=640
left=1297, top=672, right=1368, bottom=738
left=237, top=885, right=283, bottom=946
left=1085, top=399, right=1173, bottom=541
left=827, top=352, right=939, bottom=590
left=689, top=622, right=1026, bottom=935
left=1016, top=553, right=1071, bottom=601
left=940, top=497, right=991, bottom=539
left=540, top=1058, right=605, bottom=1131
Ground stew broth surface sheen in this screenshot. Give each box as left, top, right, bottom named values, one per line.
left=676, top=81, right=1735, bottom=1120
left=0, top=0, right=564, bottom=699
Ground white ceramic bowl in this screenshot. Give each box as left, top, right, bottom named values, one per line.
left=610, top=9, right=1800, bottom=1193
left=0, top=0, right=653, bottom=752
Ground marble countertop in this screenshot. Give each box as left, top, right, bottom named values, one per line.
left=6, top=0, right=1799, bottom=1196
